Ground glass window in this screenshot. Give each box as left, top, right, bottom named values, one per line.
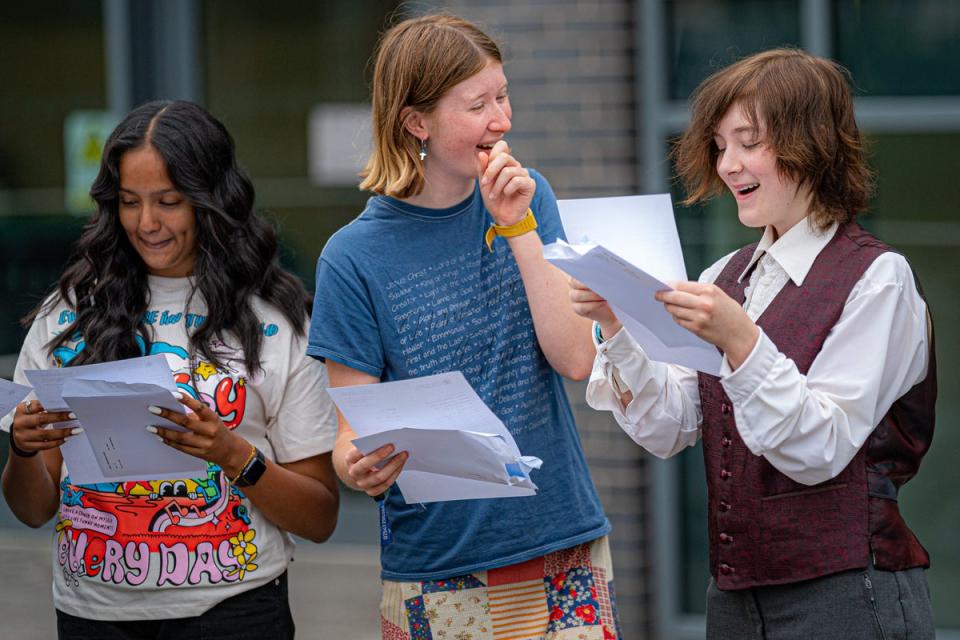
left=0, top=1, right=105, bottom=355
left=834, top=1, right=960, bottom=96
left=666, top=0, right=801, bottom=100
left=203, top=0, right=398, bottom=284
left=867, top=132, right=960, bottom=630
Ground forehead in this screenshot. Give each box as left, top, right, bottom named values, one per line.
left=443, top=62, right=507, bottom=101
left=714, top=102, right=763, bottom=137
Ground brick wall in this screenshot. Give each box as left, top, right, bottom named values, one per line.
left=417, top=2, right=655, bottom=638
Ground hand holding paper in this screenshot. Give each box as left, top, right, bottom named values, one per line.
left=343, top=443, right=409, bottom=499
left=328, top=371, right=543, bottom=504
left=655, top=281, right=759, bottom=370
left=549, top=194, right=722, bottom=374
left=4, top=394, right=78, bottom=457
left=23, top=355, right=208, bottom=484
left=352, top=428, right=542, bottom=502
left=61, top=379, right=206, bottom=483
left=568, top=276, right=623, bottom=337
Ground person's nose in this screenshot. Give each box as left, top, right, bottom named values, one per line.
left=717, top=147, right=741, bottom=176
left=138, top=203, right=162, bottom=233
left=489, top=104, right=511, bottom=134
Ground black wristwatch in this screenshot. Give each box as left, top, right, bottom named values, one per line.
left=233, top=447, right=267, bottom=487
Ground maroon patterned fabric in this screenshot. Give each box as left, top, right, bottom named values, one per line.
left=697, top=223, right=937, bottom=590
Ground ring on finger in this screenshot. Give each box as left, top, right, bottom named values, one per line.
left=24, top=400, right=33, bottom=415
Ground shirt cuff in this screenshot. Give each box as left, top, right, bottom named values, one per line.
left=720, top=328, right=778, bottom=406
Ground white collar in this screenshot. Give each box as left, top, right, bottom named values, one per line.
left=737, top=220, right=839, bottom=286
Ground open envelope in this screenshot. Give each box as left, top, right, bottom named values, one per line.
left=544, top=240, right=722, bottom=374
left=23, top=355, right=197, bottom=484
left=61, top=379, right=207, bottom=483
left=352, top=427, right=542, bottom=504
left=327, top=371, right=544, bottom=504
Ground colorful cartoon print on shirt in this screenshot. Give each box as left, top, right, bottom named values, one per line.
left=51, top=312, right=259, bottom=589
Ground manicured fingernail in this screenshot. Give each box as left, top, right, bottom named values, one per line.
left=147, top=406, right=162, bottom=415
left=70, top=428, right=84, bottom=435
left=146, top=426, right=158, bottom=434
left=172, top=391, right=183, bottom=400
left=67, top=412, right=77, bottom=420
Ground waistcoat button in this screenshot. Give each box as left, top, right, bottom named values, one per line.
left=720, top=469, right=732, bottom=480
left=719, top=501, right=731, bottom=512
left=721, top=403, right=731, bottom=415
left=719, top=563, right=735, bottom=575
left=721, top=436, right=732, bottom=447
left=719, top=532, right=734, bottom=544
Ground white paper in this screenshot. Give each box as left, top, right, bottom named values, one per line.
left=23, top=355, right=182, bottom=483
left=545, top=240, right=722, bottom=374
left=24, top=354, right=176, bottom=411
left=61, top=379, right=207, bottom=484
left=0, top=378, right=32, bottom=421
left=351, top=428, right=541, bottom=503
left=328, top=371, right=542, bottom=503
left=558, top=193, right=689, bottom=282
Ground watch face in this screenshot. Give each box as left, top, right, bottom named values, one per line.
left=236, top=449, right=267, bottom=487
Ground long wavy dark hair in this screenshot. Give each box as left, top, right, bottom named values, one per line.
left=29, top=100, right=309, bottom=373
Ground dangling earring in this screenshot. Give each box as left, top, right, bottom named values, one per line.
left=418, top=138, right=427, bottom=161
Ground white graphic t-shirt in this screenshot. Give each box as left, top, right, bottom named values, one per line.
left=11, top=275, right=337, bottom=620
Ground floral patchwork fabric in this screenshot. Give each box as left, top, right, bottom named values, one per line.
left=380, top=537, right=620, bottom=640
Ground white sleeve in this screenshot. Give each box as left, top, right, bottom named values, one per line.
left=266, top=324, right=338, bottom=464
left=583, top=252, right=737, bottom=458
left=586, top=328, right=701, bottom=457
left=721, top=253, right=929, bottom=485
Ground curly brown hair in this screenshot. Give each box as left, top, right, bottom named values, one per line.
left=673, top=48, right=874, bottom=229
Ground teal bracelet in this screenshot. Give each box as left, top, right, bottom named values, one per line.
left=594, top=322, right=605, bottom=344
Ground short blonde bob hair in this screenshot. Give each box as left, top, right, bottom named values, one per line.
left=673, top=48, right=874, bottom=229
left=360, top=14, right=502, bottom=198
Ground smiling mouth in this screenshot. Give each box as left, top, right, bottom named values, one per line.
left=139, top=237, right=173, bottom=250
left=736, top=183, right=759, bottom=196
left=477, top=143, right=495, bottom=151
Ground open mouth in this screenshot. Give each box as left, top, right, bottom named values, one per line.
left=477, top=143, right=495, bottom=151
left=737, top=183, right=759, bottom=196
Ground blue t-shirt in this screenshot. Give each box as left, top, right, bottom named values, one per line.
left=308, top=170, right=610, bottom=580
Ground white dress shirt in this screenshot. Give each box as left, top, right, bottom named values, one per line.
left=586, top=220, right=930, bottom=485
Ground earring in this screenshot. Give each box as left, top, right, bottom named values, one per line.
left=418, top=138, right=427, bottom=161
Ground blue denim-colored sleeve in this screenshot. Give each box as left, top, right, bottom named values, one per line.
left=307, top=251, right=384, bottom=378
left=528, top=169, right=566, bottom=244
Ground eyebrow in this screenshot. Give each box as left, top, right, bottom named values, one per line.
left=119, top=187, right=179, bottom=197
left=467, top=83, right=509, bottom=102
left=713, top=125, right=759, bottom=142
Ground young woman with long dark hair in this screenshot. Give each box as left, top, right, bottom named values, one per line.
left=2, top=100, right=339, bottom=639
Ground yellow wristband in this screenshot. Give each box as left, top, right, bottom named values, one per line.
left=484, top=208, right=537, bottom=251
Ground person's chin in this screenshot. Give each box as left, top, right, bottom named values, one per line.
left=737, top=209, right=767, bottom=230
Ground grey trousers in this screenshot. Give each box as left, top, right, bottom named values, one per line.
left=705, top=564, right=935, bottom=640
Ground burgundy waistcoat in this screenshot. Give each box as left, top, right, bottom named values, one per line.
left=698, top=223, right=937, bottom=590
